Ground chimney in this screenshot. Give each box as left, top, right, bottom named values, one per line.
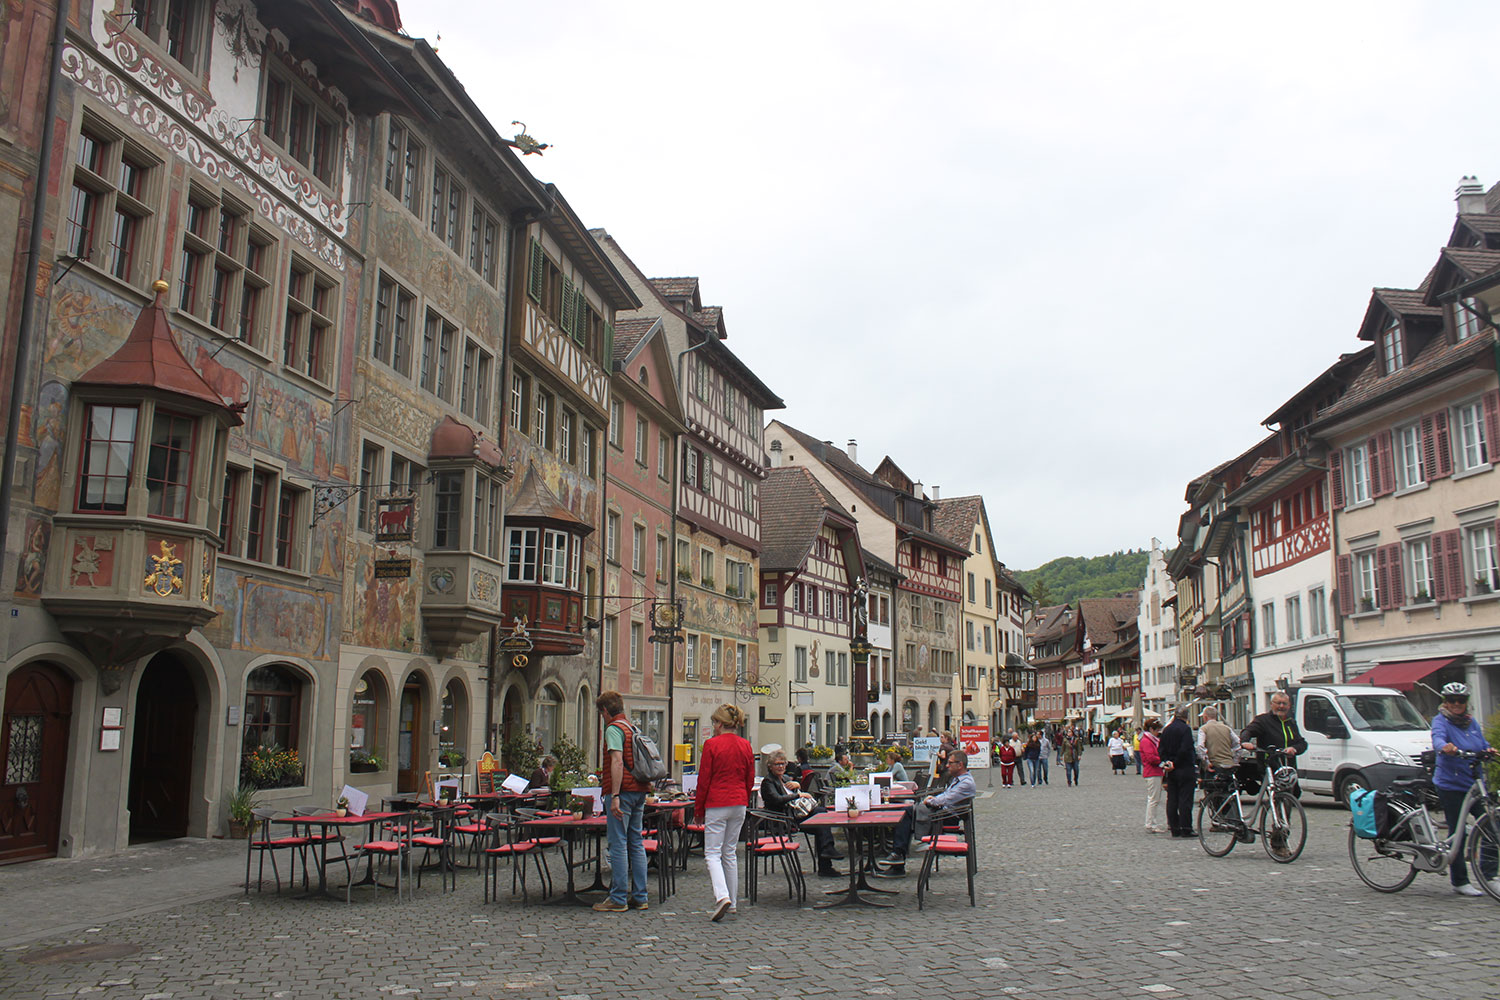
left=1456, top=175, right=1486, bottom=216
left=769, top=439, right=782, bottom=468
left=932, top=485, right=940, bottom=501
left=846, top=439, right=857, bottom=465
left=913, top=480, right=923, bottom=498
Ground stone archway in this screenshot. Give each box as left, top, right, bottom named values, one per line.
left=128, top=653, right=200, bottom=842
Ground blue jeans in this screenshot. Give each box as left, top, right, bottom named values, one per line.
left=1032, top=757, right=1048, bottom=784
left=1065, top=761, right=1080, bottom=785
left=605, top=791, right=648, bottom=905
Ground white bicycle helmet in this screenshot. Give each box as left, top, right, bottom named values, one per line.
left=1441, top=681, right=1469, bottom=699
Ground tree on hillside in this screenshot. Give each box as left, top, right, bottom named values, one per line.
left=1014, top=549, right=1149, bottom=606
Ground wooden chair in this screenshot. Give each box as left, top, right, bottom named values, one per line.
left=743, top=809, right=805, bottom=904
left=244, top=808, right=308, bottom=894
left=916, top=803, right=976, bottom=909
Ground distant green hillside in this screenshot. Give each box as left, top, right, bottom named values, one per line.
left=1015, top=550, right=1149, bottom=607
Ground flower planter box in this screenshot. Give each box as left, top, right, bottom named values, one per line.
left=349, top=761, right=379, bottom=774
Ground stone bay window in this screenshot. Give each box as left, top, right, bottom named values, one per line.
left=500, top=464, right=591, bottom=657
left=421, top=416, right=512, bottom=659
left=43, top=283, right=241, bottom=688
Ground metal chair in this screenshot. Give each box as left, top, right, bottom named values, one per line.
left=915, top=803, right=976, bottom=909
left=348, top=811, right=415, bottom=903
left=482, top=813, right=552, bottom=902
left=244, top=808, right=308, bottom=894
left=743, top=809, right=805, bottom=904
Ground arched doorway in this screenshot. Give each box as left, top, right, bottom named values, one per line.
left=500, top=684, right=524, bottom=764
left=397, top=676, right=429, bottom=794
left=129, top=654, right=199, bottom=842
left=1, top=663, right=75, bottom=863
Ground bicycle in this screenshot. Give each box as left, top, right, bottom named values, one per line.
left=1347, top=749, right=1500, bottom=897
left=1196, top=749, right=1307, bottom=863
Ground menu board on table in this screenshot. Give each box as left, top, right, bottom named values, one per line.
left=831, top=785, right=873, bottom=812
left=681, top=773, right=699, bottom=797
left=869, top=772, right=894, bottom=790
left=570, top=786, right=603, bottom=812
left=340, top=784, right=369, bottom=817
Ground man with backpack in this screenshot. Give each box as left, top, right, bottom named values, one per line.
left=593, top=690, right=654, bottom=912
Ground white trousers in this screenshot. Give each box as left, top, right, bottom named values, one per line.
left=1144, top=776, right=1165, bottom=829
left=703, top=805, right=746, bottom=906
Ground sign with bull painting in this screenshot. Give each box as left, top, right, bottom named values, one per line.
left=373, top=494, right=417, bottom=543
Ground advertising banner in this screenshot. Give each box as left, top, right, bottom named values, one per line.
left=959, top=725, right=991, bottom=769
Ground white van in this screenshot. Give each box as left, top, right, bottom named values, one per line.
left=1287, top=684, right=1431, bottom=803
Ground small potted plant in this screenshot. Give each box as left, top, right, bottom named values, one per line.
left=1476, top=576, right=1493, bottom=596
left=843, top=794, right=860, bottom=819
left=1359, top=597, right=1375, bottom=613
left=335, top=795, right=350, bottom=818
left=349, top=748, right=384, bottom=773
left=227, top=783, right=258, bottom=839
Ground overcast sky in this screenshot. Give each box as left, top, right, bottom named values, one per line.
left=400, top=2, right=1499, bottom=569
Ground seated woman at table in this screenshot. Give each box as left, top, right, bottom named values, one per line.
left=760, top=750, right=842, bottom=877
left=528, top=755, right=556, bottom=790
left=883, top=748, right=908, bottom=783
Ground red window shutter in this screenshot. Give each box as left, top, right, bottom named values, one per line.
left=1337, top=555, right=1355, bottom=616
left=1375, top=545, right=1391, bottom=610
left=1328, top=449, right=1345, bottom=509
left=1367, top=436, right=1385, bottom=498
left=1377, top=431, right=1397, bottom=495
left=1444, top=528, right=1465, bottom=600
left=1483, top=390, right=1500, bottom=464
left=1431, top=532, right=1448, bottom=602
left=1434, top=411, right=1454, bottom=477
left=1383, top=542, right=1404, bottom=608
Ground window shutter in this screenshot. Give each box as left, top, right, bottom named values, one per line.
left=1431, top=532, right=1449, bottom=602
left=1336, top=554, right=1355, bottom=615
left=572, top=288, right=587, bottom=345
left=1375, top=545, right=1391, bottom=610
left=684, top=449, right=696, bottom=487
left=1483, top=389, right=1500, bottom=463
left=528, top=238, right=543, bottom=302
left=1443, top=528, right=1465, bottom=601
left=1383, top=542, right=1404, bottom=608
left=1366, top=436, right=1385, bottom=498
left=560, top=275, right=575, bottom=334
left=1421, top=415, right=1437, bottom=480
left=604, top=321, right=614, bottom=364
left=1328, top=449, right=1345, bottom=509
left=1376, top=431, right=1396, bottom=495
left=700, top=455, right=713, bottom=493
left=1433, top=410, right=1454, bottom=477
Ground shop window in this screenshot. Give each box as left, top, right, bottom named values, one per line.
left=242, top=664, right=304, bottom=759
left=349, top=670, right=387, bottom=768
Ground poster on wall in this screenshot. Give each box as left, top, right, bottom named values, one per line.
left=959, top=725, right=991, bottom=769
left=911, top=736, right=940, bottom=763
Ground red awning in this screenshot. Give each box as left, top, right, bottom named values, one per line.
left=1349, top=657, right=1460, bottom=692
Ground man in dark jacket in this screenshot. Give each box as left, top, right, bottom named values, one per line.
left=1157, top=706, right=1198, bottom=838
left=1239, top=691, right=1308, bottom=760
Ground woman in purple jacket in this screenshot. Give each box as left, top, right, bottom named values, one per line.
left=1431, top=682, right=1496, bottom=897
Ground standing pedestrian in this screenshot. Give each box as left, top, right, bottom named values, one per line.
left=1009, top=732, right=1028, bottom=785
left=1108, top=731, right=1128, bottom=775
left=1023, top=733, right=1041, bottom=787
left=1428, top=682, right=1496, bottom=896
left=1036, top=731, right=1052, bottom=785
left=694, top=703, right=755, bottom=921
left=1158, top=706, right=1198, bottom=838
left=1133, top=728, right=1143, bottom=775
left=593, top=690, right=650, bottom=912
left=1063, top=730, right=1083, bottom=786
left=1056, top=728, right=1066, bottom=766
left=998, top=739, right=1017, bottom=787
left=1139, top=718, right=1166, bottom=833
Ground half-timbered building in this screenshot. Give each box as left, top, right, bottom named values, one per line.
left=594, top=233, right=783, bottom=760
left=763, top=426, right=966, bottom=736
left=862, top=549, right=901, bottom=738
left=602, top=317, right=684, bottom=751
left=757, top=467, right=865, bottom=751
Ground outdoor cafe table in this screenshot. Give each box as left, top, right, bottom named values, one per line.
left=799, top=810, right=906, bottom=908
left=520, top=814, right=608, bottom=906
left=272, top=811, right=403, bottom=900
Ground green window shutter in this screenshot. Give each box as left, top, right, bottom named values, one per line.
left=560, top=275, right=575, bottom=333
left=527, top=238, right=543, bottom=303
left=604, top=321, right=614, bottom=364
left=573, top=288, right=587, bottom=345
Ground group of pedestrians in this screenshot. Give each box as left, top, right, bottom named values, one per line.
left=996, top=731, right=1051, bottom=787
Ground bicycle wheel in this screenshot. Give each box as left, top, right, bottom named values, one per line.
left=1197, top=794, right=1238, bottom=857
left=1261, top=791, right=1306, bottom=863
left=1466, top=813, right=1500, bottom=902
left=1347, top=826, right=1417, bottom=892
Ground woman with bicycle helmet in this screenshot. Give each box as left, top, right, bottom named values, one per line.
left=1431, top=681, right=1495, bottom=897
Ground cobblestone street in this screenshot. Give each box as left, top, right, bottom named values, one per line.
left=4, top=762, right=1500, bottom=1000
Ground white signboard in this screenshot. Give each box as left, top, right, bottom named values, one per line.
left=831, top=785, right=874, bottom=811
left=501, top=772, right=530, bottom=794
left=340, top=784, right=369, bottom=817
left=912, top=737, right=941, bottom=763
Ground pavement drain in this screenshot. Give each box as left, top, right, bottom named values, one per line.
left=19, top=942, right=141, bottom=965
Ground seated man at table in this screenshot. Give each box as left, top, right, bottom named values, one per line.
left=825, top=750, right=855, bottom=787
left=880, top=750, right=975, bottom=874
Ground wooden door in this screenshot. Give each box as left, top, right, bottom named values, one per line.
left=397, top=684, right=422, bottom=793
left=128, top=657, right=198, bottom=841
left=0, top=664, right=74, bottom=864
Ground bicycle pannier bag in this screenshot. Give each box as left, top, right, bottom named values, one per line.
left=1349, top=788, right=1394, bottom=839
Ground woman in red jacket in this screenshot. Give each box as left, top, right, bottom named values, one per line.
left=694, top=703, right=755, bottom=922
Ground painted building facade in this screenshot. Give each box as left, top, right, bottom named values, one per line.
left=1137, top=539, right=1179, bottom=719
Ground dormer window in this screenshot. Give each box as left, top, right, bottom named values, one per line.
left=1454, top=297, right=1485, bottom=341
left=1381, top=317, right=1404, bottom=374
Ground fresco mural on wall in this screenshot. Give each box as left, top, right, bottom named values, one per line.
left=241, top=580, right=335, bottom=659
left=43, top=280, right=136, bottom=379
left=350, top=543, right=416, bottom=651
left=12, top=516, right=51, bottom=599
left=31, top=380, right=69, bottom=511
left=249, top=378, right=333, bottom=480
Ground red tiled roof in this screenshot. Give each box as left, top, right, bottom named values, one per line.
left=759, top=467, right=848, bottom=571
left=932, top=495, right=983, bottom=548
left=507, top=464, right=591, bottom=531
left=75, top=282, right=237, bottom=418
left=1311, top=329, right=1496, bottom=425
left=611, top=317, right=656, bottom=367
left=650, top=277, right=699, bottom=301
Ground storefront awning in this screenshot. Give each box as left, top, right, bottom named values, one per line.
left=1348, top=657, right=1460, bottom=692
